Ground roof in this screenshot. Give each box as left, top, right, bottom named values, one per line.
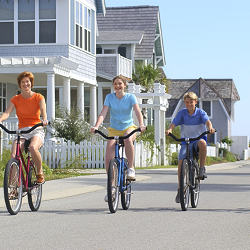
left=97, top=6, right=160, bottom=60
left=96, top=30, right=144, bottom=44
left=166, top=78, right=240, bottom=117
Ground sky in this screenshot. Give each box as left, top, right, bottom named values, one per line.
left=106, top=0, right=250, bottom=138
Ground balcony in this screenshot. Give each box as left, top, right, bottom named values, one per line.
left=96, top=54, right=132, bottom=79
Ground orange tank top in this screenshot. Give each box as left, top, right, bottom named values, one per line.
left=11, top=93, right=44, bottom=129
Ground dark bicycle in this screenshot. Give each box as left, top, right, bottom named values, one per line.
left=0, top=123, right=45, bottom=215
left=94, top=128, right=141, bottom=213
left=168, top=131, right=212, bottom=211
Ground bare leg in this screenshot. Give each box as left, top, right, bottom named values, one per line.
left=177, top=159, right=182, bottom=188
left=29, top=136, right=43, bottom=175
left=105, top=140, right=115, bottom=173
left=124, top=131, right=136, bottom=169
left=11, top=139, right=25, bottom=158
left=198, top=139, right=207, bottom=167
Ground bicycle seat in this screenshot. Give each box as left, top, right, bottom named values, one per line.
left=24, top=139, right=31, bottom=153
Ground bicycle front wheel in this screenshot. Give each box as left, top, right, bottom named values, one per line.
left=179, top=159, right=190, bottom=211
left=107, top=158, right=119, bottom=213
left=121, top=159, right=131, bottom=210
left=190, top=160, right=200, bottom=208
left=28, top=161, right=42, bottom=211
left=4, top=159, right=23, bottom=215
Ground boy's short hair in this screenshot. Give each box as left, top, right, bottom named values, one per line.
left=183, top=92, right=198, bottom=101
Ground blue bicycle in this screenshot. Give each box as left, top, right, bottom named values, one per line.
left=95, top=128, right=141, bottom=213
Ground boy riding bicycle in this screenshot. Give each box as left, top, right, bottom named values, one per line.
left=166, top=92, right=215, bottom=203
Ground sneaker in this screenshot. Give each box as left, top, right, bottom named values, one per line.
left=175, top=189, right=180, bottom=203
left=199, top=167, right=207, bottom=180
left=104, top=187, right=116, bottom=202
left=127, top=168, right=136, bottom=181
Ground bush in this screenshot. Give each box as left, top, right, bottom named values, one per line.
left=52, top=106, right=91, bottom=144
left=171, top=152, right=178, bottom=165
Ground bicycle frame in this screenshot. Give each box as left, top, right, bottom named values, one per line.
left=114, top=137, right=129, bottom=193
left=15, top=133, right=32, bottom=191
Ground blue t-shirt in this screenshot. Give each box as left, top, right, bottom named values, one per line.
left=104, top=93, right=137, bottom=130
left=172, top=107, right=209, bottom=143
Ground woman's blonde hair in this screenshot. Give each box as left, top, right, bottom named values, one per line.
left=183, top=92, right=198, bottom=101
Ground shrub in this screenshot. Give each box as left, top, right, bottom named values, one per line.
left=171, top=152, right=178, bottom=165
left=52, top=106, right=91, bottom=144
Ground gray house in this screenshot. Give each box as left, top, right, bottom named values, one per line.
left=96, top=5, right=165, bottom=115
left=166, top=78, right=240, bottom=144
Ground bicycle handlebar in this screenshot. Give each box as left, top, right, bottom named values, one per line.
left=94, top=127, right=142, bottom=140
left=0, top=122, right=45, bottom=135
left=168, top=130, right=215, bottom=142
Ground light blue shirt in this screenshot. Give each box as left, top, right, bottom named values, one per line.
left=172, top=107, right=209, bottom=143
left=104, top=93, right=137, bottom=130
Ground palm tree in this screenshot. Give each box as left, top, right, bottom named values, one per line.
left=132, top=63, right=169, bottom=122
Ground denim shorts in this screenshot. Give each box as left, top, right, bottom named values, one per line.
left=178, top=141, right=199, bottom=160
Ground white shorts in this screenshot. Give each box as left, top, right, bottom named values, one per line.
left=16, top=127, right=45, bottom=145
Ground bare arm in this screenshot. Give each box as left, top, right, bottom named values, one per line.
left=206, top=120, right=215, bottom=133
left=90, top=105, right=109, bottom=133
left=133, top=103, right=146, bottom=132
left=40, top=98, right=48, bottom=125
left=166, top=123, right=176, bottom=135
left=0, top=102, right=15, bottom=123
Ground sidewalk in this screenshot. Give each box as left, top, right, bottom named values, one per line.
left=0, top=160, right=249, bottom=209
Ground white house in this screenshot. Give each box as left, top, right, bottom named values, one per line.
left=0, top=0, right=106, bottom=125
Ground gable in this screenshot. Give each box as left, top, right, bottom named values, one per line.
left=168, top=78, right=240, bottom=118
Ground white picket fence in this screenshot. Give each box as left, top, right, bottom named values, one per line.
left=39, top=138, right=160, bottom=169
left=0, top=120, right=228, bottom=169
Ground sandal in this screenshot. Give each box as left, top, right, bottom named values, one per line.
left=36, top=174, right=45, bottom=184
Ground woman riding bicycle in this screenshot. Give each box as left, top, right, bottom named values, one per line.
left=166, top=92, right=215, bottom=203
left=91, top=75, right=146, bottom=183
left=0, top=71, right=48, bottom=184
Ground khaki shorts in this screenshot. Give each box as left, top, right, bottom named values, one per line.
left=108, top=125, right=138, bottom=137
left=16, top=127, right=45, bottom=145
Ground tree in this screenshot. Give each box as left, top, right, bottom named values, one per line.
left=132, top=63, right=169, bottom=91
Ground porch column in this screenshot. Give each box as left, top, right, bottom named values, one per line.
left=97, top=84, right=103, bottom=114
left=63, top=77, right=71, bottom=112
left=90, top=85, right=97, bottom=125
left=77, top=82, right=85, bottom=119
left=46, top=72, right=55, bottom=121
left=59, top=87, right=63, bottom=107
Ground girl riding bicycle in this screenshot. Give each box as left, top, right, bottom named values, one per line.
left=91, top=75, right=146, bottom=188
left=0, top=71, right=48, bottom=184
left=166, top=91, right=215, bottom=203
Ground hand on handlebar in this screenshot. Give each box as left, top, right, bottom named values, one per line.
left=90, top=126, right=98, bottom=134
left=139, top=125, right=147, bottom=133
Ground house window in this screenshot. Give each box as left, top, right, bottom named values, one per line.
left=96, top=47, right=102, bottom=54
left=39, top=0, right=56, bottom=43
left=0, top=0, right=14, bottom=44
left=18, top=0, right=35, bottom=44
left=104, top=49, right=115, bottom=54
left=118, top=46, right=126, bottom=57
left=0, top=0, right=56, bottom=45
left=202, top=101, right=211, bottom=117
left=0, top=83, right=7, bottom=113
left=75, top=2, right=94, bottom=53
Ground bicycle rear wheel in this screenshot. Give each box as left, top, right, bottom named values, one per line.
left=121, top=159, right=131, bottom=210
left=107, top=158, right=119, bottom=213
left=179, top=159, right=190, bottom=211
left=4, top=159, right=23, bottom=215
left=28, top=160, right=42, bottom=211
left=190, top=160, right=200, bottom=208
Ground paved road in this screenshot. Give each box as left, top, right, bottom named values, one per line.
left=0, top=160, right=249, bottom=250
